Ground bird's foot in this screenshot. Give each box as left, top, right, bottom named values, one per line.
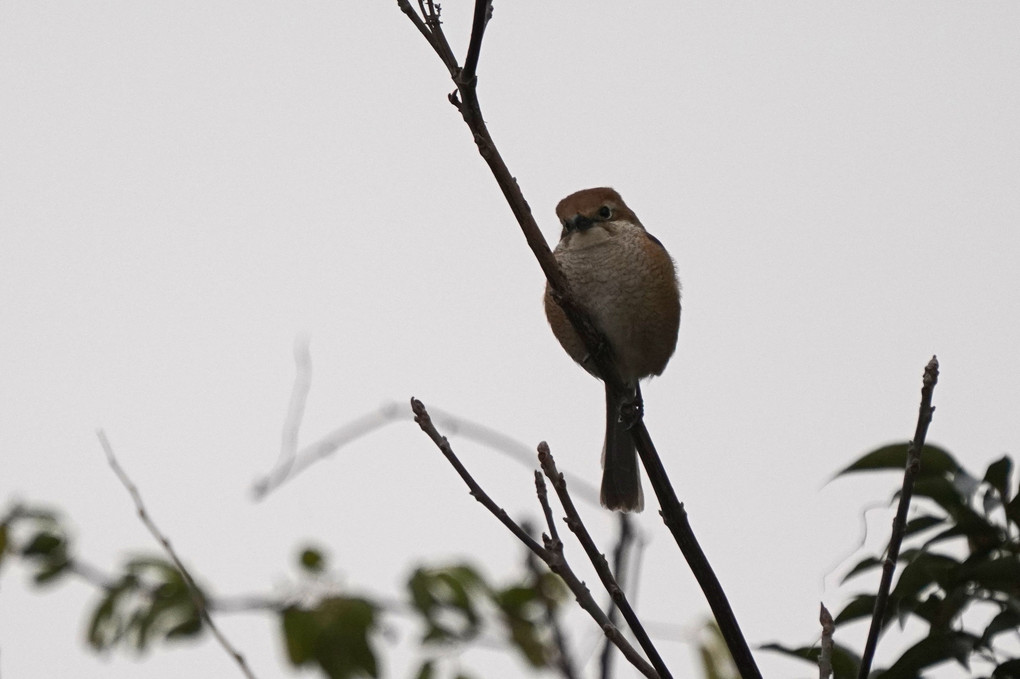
left=619, top=388, right=644, bottom=430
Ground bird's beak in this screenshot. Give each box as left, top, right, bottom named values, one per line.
left=564, top=214, right=594, bottom=233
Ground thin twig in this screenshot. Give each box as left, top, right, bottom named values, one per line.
left=819, top=603, right=834, bottom=679
left=272, top=336, right=312, bottom=486
left=254, top=397, right=600, bottom=505
left=628, top=420, right=760, bottom=678
left=535, top=471, right=561, bottom=545
left=600, top=514, right=634, bottom=679
left=539, top=443, right=671, bottom=679
left=410, top=398, right=657, bottom=678
left=528, top=487, right=579, bottom=679
left=96, top=430, right=257, bottom=679
left=856, top=356, right=940, bottom=679
left=252, top=405, right=399, bottom=499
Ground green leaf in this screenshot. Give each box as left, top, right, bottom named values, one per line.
left=911, top=476, right=966, bottom=517
left=165, top=616, right=202, bottom=639
left=984, top=457, right=1013, bottom=503
left=759, top=642, right=860, bottom=679
left=281, top=597, right=379, bottom=679
left=407, top=565, right=487, bottom=643
left=903, top=515, right=946, bottom=538
left=959, top=555, right=1020, bottom=598
left=993, top=659, right=1020, bottom=678
left=833, top=595, right=879, bottom=626
left=87, top=591, right=122, bottom=650
left=1007, top=494, right=1020, bottom=529
left=841, top=556, right=884, bottom=585
left=23, top=531, right=63, bottom=557
left=299, top=547, right=326, bottom=574
left=982, top=609, right=1020, bottom=645
left=892, top=552, right=959, bottom=602
left=414, top=661, right=435, bottom=679
left=878, top=631, right=979, bottom=679
left=836, top=443, right=958, bottom=479
left=282, top=607, right=317, bottom=664
left=33, top=557, right=70, bottom=585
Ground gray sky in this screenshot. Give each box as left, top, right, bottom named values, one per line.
left=2, top=2, right=1019, bottom=677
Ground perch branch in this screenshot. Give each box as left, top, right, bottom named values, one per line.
left=96, top=430, right=257, bottom=679
left=856, top=356, right=940, bottom=679
left=410, top=398, right=657, bottom=678
left=397, top=1, right=759, bottom=675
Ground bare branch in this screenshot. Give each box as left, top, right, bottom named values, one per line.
left=252, top=404, right=399, bottom=499
left=254, top=394, right=600, bottom=505
left=535, top=471, right=561, bottom=545
left=462, top=0, right=492, bottom=81
left=96, top=430, right=258, bottom=679
left=526, top=492, right=578, bottom=679
left=538, top=443, right=671, bottom=679
left=856, top=356, right=940, bottom=679
left=410, top=398, right=657, bottom=678
left=269, top=336, right=312, bottom=488
left=600, top=514, right=635, bottom=679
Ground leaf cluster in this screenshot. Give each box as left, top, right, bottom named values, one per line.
left=88, top=557, right=204, bottom=651
left=0, top=505, right=72, bottom=585
left=767, top=444, right=1020, bottom=678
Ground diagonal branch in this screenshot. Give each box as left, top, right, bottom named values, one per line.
left=410, top=398, right=657, bottom=678
left=856, top=356, right=940, bottom=679
left=600, top=514, right=635, bottom=679
left=538, top=443, right=672, bottom=679
left=629, top=421, right=760, bottom=677
left=96, top=430, right=257, bottom=679
left=463, top=0, right=492, bottom=81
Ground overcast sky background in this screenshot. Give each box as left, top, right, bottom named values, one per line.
left=2, top=2, right=1019, bottom=678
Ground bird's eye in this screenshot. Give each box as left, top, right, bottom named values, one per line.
left=597, top=206, right=613, bottom=220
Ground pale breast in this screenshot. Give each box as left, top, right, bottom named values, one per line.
left=550, top=223, right=680, bottom=382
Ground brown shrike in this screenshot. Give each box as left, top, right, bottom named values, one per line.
left=544, top=187, right=681, bottom=512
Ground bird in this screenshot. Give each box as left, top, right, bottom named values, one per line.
left=544, top=187, right=681, bottom=512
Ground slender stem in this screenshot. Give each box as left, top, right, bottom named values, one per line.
left=539, top=444, right=671, bottom=679
left=600, top=514, right=634, bottom=679
left=463, top=0, right=491, bottom=81
left=410, top=399, right=657, bottom=678
left=96, top=430, right=257, bottom=679
left=629, top=422, right=762, bottom=679
left=819, top=603, right=834, bottom=679
left=530, top=477, right=579, bottom=679
left=856, top=356, right=940, bottom=678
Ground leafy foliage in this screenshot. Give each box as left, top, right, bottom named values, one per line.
left=768, top=445, right=1020, bottom=678
left=1, top=506, right=567, bottom=679
left=1, top=505, right=72, bottom=585
left=282, top=596, right=379, bottom=679
left=406, top=563, right=566, bottom=675
left=88, top=557, right=204, bottom=651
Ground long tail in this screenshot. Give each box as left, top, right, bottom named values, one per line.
left=601, top=384, right=643, bottom=512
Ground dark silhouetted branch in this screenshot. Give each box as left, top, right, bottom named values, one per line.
left=856, top=356, right=940, bottom=679
left=410, top=398, right=657, bottom=678
left=601, top=514, right=635, bottom=679
left=539, top=443, right=671, bottom=679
